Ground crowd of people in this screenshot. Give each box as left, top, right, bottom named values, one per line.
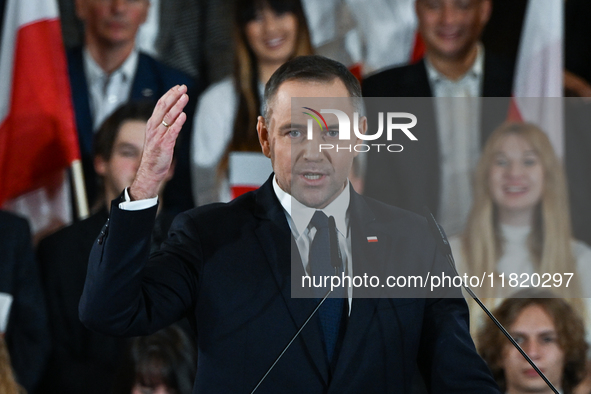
left=1, top=0, right=591, bottom=393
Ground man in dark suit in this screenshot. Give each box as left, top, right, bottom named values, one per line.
left=362, top=0, right=514, bottom=236
left=0, top=210, right=50, bottom=393
left=80, top=56, right=500, bottom=393
left=69, top=0, right=199, bottom=211
left=36, top=102, right=176, bottom=394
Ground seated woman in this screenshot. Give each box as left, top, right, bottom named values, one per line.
left=191, top=0, right=313, bottom=205
left=449, top=122, right=591, bottom=334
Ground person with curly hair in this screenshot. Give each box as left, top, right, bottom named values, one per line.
left=477, top=293, right=588, bottom=394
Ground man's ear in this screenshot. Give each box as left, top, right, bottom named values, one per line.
left=257, top=116, right=271, bottom=158
left=75, top=0, right=87, bottom=22
left=94, top=155, right=107, bottom=176
left=139, top=0, right=150, bottom=25
left=480, top=0, right=492, bottom=26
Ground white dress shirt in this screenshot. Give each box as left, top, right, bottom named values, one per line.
left=425, top=44, right=484, bottom=237
left=83, top=48, right=139, bottom=130
left=272, top=177, right=353, bottom=312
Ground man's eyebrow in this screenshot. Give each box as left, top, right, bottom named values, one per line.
left=536, top=329, right=557, bottom=336
left=280, top=123, right=306, bottom=131
left=115, top=142, right=140, bottom=150
left=511, top=329, right=557, bottom=337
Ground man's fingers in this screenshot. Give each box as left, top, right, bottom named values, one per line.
left=149, top=85, right=188, bottom=130
left=166, top=112, right=187, bottom=142
left=156, top=111, right=187, bottom=147
left=161, top=93, right=189, bottom=130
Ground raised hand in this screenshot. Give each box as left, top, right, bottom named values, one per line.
left=129, top=85, right=189, bottom=201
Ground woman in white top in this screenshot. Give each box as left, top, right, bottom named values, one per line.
left=449, top=122, right=591, bottom=335
left=191, top=0, right=313, bottom=205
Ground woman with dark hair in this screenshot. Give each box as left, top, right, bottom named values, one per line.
left=191, top=0, right=313, bottom=205
left=114, top=325, right=196, bottom=394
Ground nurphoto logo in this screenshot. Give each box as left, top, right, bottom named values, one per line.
left=302, top=107, right=417, bottom=152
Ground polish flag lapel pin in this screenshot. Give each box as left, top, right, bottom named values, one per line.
left=367, top=236, right=378, bottom=243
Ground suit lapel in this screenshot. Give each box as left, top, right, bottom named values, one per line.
left=253, top=178, right=330, bottom=383
left=412, top=60, right=434, bottom=97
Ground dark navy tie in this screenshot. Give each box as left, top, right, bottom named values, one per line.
left=309, top=210, right=345, bottom=363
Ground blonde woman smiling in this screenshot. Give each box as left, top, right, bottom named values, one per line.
left=449, top=122, right=591, bottom=335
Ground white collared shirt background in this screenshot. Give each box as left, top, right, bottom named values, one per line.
left=425, top=44, right=484, bottom=237
left=83, top=48, right=139, bottom=131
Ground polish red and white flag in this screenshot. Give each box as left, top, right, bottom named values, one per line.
left=0, top=0, right=82, bottom=239
left=229, top=152, right=273, bottom=199
left=510, top=0, right=563, bottom=156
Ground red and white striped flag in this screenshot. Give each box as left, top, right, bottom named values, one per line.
left=510, top=0, right=563, bottom=156
left=0, top=0, right=82, bottom=237
left=229, top=152, right=273, bottom=199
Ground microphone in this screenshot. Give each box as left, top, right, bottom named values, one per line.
left=422, top=207, right=559, bottom=394
left=251, top=215, right=340, bottom=393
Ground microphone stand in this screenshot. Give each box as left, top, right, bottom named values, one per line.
left=250, top=289, right=333, bottom=394
left=423, top=207, right=559, bottom=394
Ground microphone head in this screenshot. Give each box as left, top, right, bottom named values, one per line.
left=422, top=206, right=452, bottom=256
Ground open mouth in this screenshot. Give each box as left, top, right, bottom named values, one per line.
left=504, top=185, right=528, bottom=194
left=303, top=173, right=324, bottom=180
left=298, top=171, right=328, bottom=183
left=265, top=37, right=286, bottom=49
left=523, top=368, right=543, bottom=378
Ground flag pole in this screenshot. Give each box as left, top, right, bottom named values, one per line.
left=71, top=160, right=89, bottom=220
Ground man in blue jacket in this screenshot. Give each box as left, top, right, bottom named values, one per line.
left=69, top=0, right=199, bottom=210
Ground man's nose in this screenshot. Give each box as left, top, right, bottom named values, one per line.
left=302, top=135, right=324, bottom=161
left=522, top=340, right=541, bottom=360
left=440, top=4, right=461, bottom=25
left=111, top=0, right=127, bottom=13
